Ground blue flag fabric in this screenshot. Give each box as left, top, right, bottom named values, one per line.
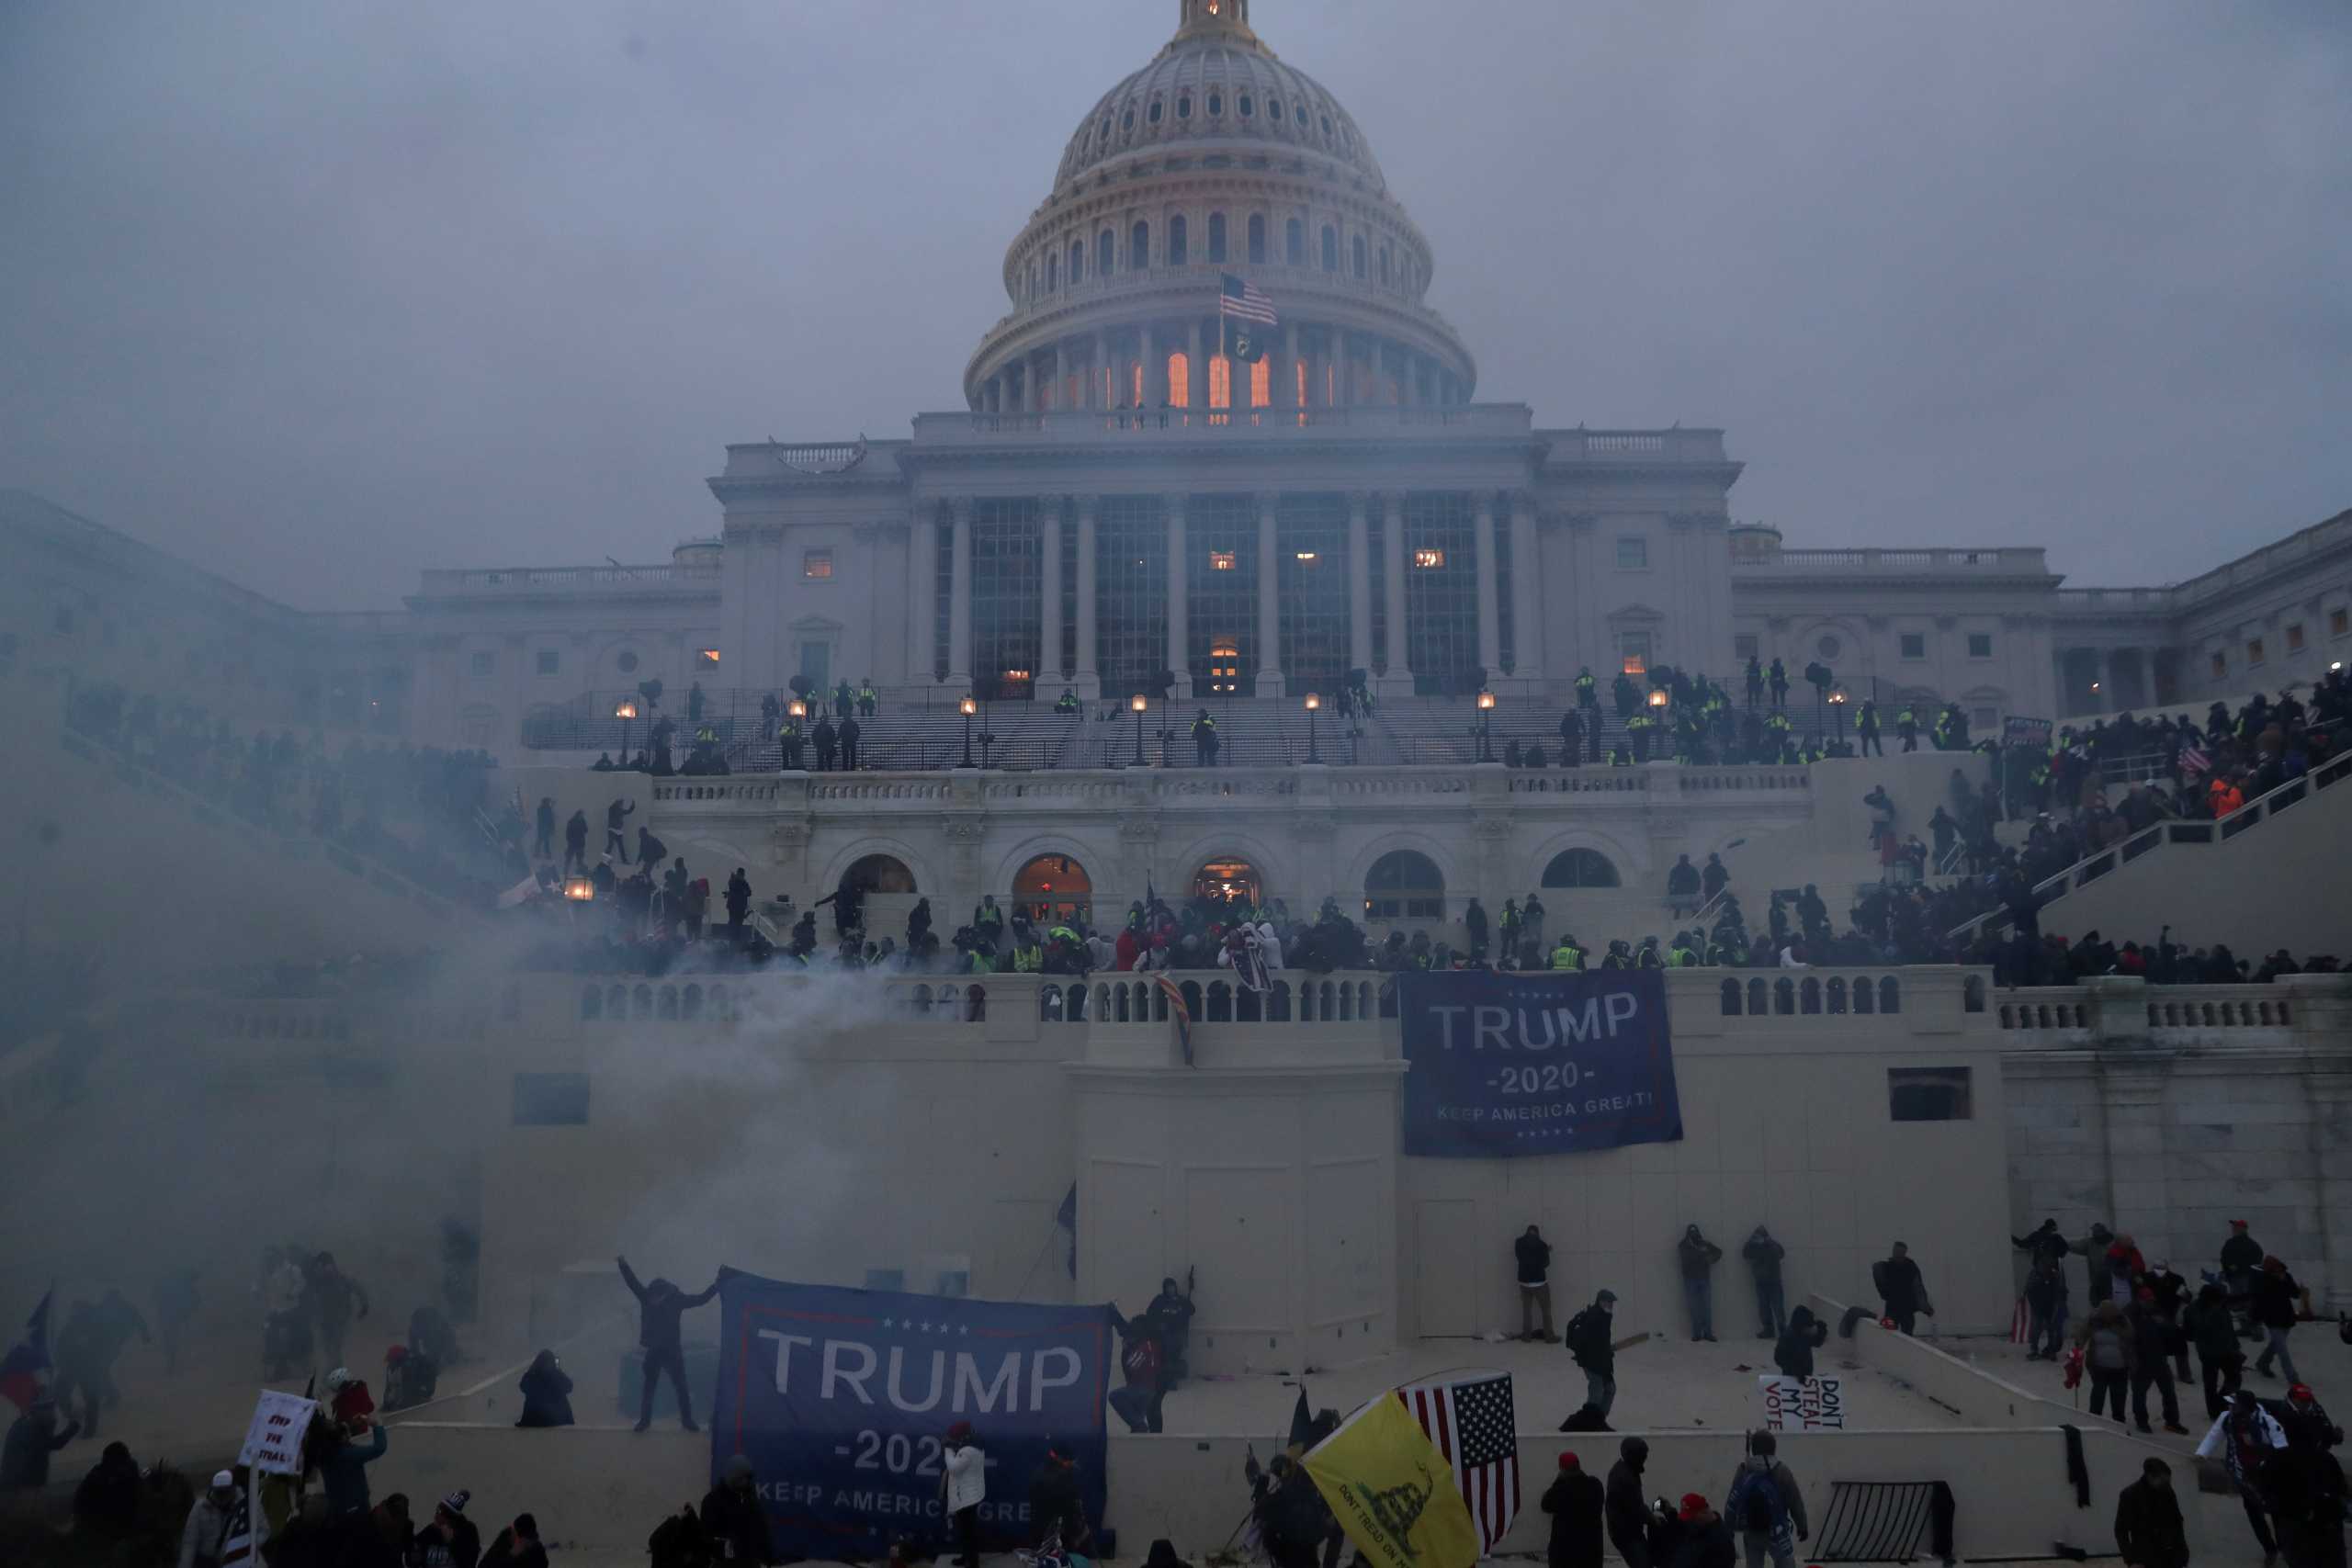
left=710, top=1270, right=1116, bottom=1562
left=1397, top=970, right=1684, bottom=1157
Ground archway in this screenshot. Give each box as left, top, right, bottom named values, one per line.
left=1364, top=850, right=1443, bottom=920
left=1012, top=852, right=1091, bottom=924
left=1541, top=848, right=1621, bottom=888
left=1192, top=857, right=1261, bottom=909
left=842, top=853, right=917, bottom=895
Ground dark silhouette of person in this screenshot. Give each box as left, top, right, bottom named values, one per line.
left=563, top=810, right=590, bottom=874
left=617, top=1258, right=724, bottom=1432
left=840, top=716, right=861, bottom=772
left=605, top=798, right=635, bottom=863
left=533, top=797, right=555, bottom=859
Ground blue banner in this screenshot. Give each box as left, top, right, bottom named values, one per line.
left=1397, top=970, right=1683, bottom=1157
left=710, top=1270, right=1116, bottom=1562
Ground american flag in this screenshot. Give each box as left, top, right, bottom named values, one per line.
left=2178, top=743, right=2210, bottom=776
left=1219, top=272, right=1278, bottom=327
left=1396, top=1371, right=1521, bottom=1553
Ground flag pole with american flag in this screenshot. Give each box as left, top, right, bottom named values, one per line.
left=1220, top=273, right=1279, bottom=368
left=1395, top=1369, right=1521, bottom=1556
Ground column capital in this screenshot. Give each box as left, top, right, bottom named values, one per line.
left=1164, top=492, right=1189, bottom=520
left=1074, top=492, right=1102, bottom=516
left=947, top=496, right=975, bottom=525
left=1254, top=489, right=1281, bottom=514
left=1382, top=491, right=1407, bottom=519
left=1347, top=489, right=1374, bottom=514
left=1505, top=488, right=1536, bottom=514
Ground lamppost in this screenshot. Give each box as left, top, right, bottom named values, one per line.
left=1130, top=693, right=1148, bottom=767
left=1304, top=692, right=1322, bottom=763
left=786, top=698, right=806, bottom=767
left=562, top=874, right=595, bottom=903
left=1646, top=685, right=1669, bottom=762
left=958, top=696, right=978, bottom=768
left=1475, top=689, right=1496, bottom=763
left=1827, top=684, right=1849, bottom=749
left=614, top=697, right=639, bottom=761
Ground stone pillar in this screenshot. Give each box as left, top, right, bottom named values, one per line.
left=1187, top=321, right=1204, bottom=412
left=1508, top=490, right=1542, bottom=687
left=1255, top=491, right=1283, bottom=696
left=2142, top=645, right=2163, bottom=708
left=2096, top=647, right=2114, bottom=713
left=1283, top=321, right=1301, bottom=410
left=1474, top=491, right=1503, bottom=678
left=1381, top=491, right=1413, bottom=695
left=1094, top=331, right=1111, bottom=412
left=1052, top=342, right=1068, bottom=412
left=1401, top=348, right=1420, bottom=407
left=1074, top=494, right=1101, bottom=700
left=1166, top=494, right=1193, bottom=697
left=946, top=498, right=973, bottom=687
left=909, top=507, right=939, bottom=682
left=1040, top=496, right=1064, bottom=688
left=1144, top=325, right=1161, bottom=409
left=1346, top=491, right=1374, bottom=675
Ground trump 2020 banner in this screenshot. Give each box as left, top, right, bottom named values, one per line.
left=1396, top=970, right=1683, bottom=1157
left=710, top=1269, right=1117, bottom=1562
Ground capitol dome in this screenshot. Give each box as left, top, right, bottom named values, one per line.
left=963, top=0, right=1475, bottom=414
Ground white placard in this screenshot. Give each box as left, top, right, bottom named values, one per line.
left=236, top=1390, right=320, bottom=1476
left=1757, top=1374, right=1846, bottom=1432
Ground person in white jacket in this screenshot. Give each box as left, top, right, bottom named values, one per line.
left=942, top=1420, right=986, bottom=1568
left=177, top=1472, right=240, bottom=1568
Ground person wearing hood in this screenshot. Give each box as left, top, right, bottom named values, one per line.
left=1679, top=1225, right=1724, bottom=1342
left=73, top=1439, right=142, bottom=1542
left=702, top=1455, right=769, bottom=1565
left=2012, top=1218, right=2071, bottom=1270
left=1742, top=1227, right=1786, bottom=1340
left=1605, top=1438, right=1655, bottom=1568
left=1670, top=1494, right=1736, bottom=1568
left=319, top=1416, right=388, bottom=1517
left=563, top=809, right=590, bottom=874
left=1773, top=1308, right=1827, bottom=1381
left=3, top=1395, right=81, bottom=1491
left=1871, top=1243, right=1932, bottom=1336
left=2076, top=1222, right=2119, bottom=1307
left=177, top=1471, right=241, bottom=1568
left=413, top=1490, right=482, bottom=1568
left=941, top=1421, right=987, bottom=1568
left=1724, top=1431, right=1808, bottom=1568
left=1517, top=1226, right=1557, bottom=1343
left=618, top=1256, right=727, bottom=1432
left=2186, top=1281, right=2246, bottom=1419
left=1145, top=1270, right=1197, bottom=1386
left=516, top=1349, right=574, bottom=1427
left=1542, top=1451, right=1606, bottom=1568
left=2113, top=1458, right=2189, bottom=1568
left=483, top=1512, right=550, bottom=1568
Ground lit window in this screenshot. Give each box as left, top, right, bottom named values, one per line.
left=804, top=550, right=833, bottom=580
left=2287, top=624, right=2305, bottom=653
left=1968, top=633, right=1993, bottom=659
left=1889, top=1066, right=1972, bottom=1122
left=1209, top=354, right=1231, bottom=410
left=1413, top=547, right=1445, bottom=569
left=537, top=649, right=560, bottom=677
left=469, top=651, right=494, bottom=678
left=1620, top=632, right=1651, bottom=672
left=1295, top=551, right=1317, bottom=562
left=2247, top=637, right=2265, bottom=666
left=1210, top=551, right=1237, bottom=571
left=1900, top=633, right=1925, bottom=660
left=697, top=649, right=720, bottom=669
left=1615, top=536, right=1647, bottom=570
left=1250, top=356, right=1270, bottom=408
left=1168, top=351, right=1190, bottom=407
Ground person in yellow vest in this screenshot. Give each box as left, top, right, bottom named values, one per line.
left=1600, top=940, right=1632, bottom=971
left=1636, top=936, right=1665, bottom=969
left=1012, top=941, right=1043, bottom=973
left=1550, top=937, right=1585, bottom=971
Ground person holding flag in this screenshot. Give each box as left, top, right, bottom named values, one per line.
left=1300, top=1389, right=1484, bottom=1568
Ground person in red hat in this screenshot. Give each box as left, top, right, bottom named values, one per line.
left=2282, top=1384, right=2343, bottom=1451
left=1672, top=1494, right=1735, bottom=1568
left=942, top=1421, right=986, bottom=1568
left=1542, top=1452, right=1604, bottom=1568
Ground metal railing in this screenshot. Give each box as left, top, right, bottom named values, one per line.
left=415, top=564, right=722, bottom=595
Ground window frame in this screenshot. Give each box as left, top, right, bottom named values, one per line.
left=1614, top=536, right=1648, bottom=570
left=1967, top=632, right=1994, bottom=660
left=803, top=549, right=834, bottom=581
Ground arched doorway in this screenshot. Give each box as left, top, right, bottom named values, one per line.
left=1012, top=853, right=1091, bottom=924
left=842, top=853, right=917, bottom=894
left=1192, top=857, right=1261, bottom=909
left=1364, top=850, right=1444, bottom=920
left=1541, top=848, right=1620, bottom=888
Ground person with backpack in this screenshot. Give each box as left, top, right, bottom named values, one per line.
left=1566, top=1291, right=1622, bottom=1422
left=1724, top=1431, right=1808, bottom=1568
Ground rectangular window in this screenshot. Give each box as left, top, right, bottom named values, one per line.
left=469, top=650, right=493, bottom=677
left=1615, top=536, right=1648, bottom=570
left=536, top=649, right=560, bottom=677
left=2333, top=607, right=2348, bottom=638
left=1209, top=550, right=1237, bottom=571
left=1402, top=493, right=1476, bottom=694
left=1096, top=497, right=1170, bottom=700
left=2287, top=624, right=2305, bottom=653
left=1620, top=631, right=1651, bottom=672
left=1967, top=633, right=1993, bottom=659
left=2247, top=637, right=2265, bottom=666
left=1888, top=1066, right=1973, bottom=1122
left=1413, top=547, right=1445, bottom=569
left=1734, top=634, right=1758, bottom=660
left=2211, top=650, right=2227, bottom=679
left=803, top=550, right=833, bottom=580
left=799, top=640, right=831, bottom=689
left=512, top=1071, right=590, bottom=1126
left=1900, top=633, right=1926, bottom=660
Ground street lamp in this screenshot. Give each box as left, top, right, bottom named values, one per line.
left=1130, top=693, right=1148, bottom=767
left=1826, top=684, right=1849, bottom=747
left=614, top=697, right=639, bottom=761
left=1304, top=692, right=1322, bottom=763
left=958, top=696, right=978, bottom=768
left=1475, top=689, right=1497, bottom=763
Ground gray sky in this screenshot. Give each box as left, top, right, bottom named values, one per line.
left=4, top=0, right=2347, bottom=608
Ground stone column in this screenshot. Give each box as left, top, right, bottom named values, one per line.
left=2096, top=647, right=2114, bottom=712
left=1052, top=342, right=1068, bottom=412
left=1508, top=491, right=1542, bottom=687
left=1382, top=491, right=1413, bottom=695
left=1094, top=331, right=1111, bottom=412
left=1346, top=491, right=1374, bottom=675
left=1143, top=325, right=1161, bottom=408
left=946, top=498, right=973, bottom=687
left=1166, top=494, right=1193, bottom=697
left=1074, top=494, right=1101, bottom=700
left=1255, top=491, right=1283, bottom=696
left=2142, top=645, right=2163, bottom=708
left=1187, top=321, right=1204, bottom=412
left=909, top=507, right=939, bottom=682
left=1040, top=496, right=1064, bottom=689
left=1283, top=321, right=1301, bottom=411
left=1474, top=491, right=1503, bottom=678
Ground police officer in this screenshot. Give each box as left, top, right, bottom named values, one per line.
left=1550, top=934, right=1586, bottom=971
left=1192, top=708, right=1219, bottom=766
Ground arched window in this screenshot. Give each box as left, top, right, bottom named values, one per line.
left=1269, top=97, right=1283, bottom=122
left=1122, top=107, right=1135, bottom=133
left=1364, top=850, right=1443, bottom=920
left=1720, top=979, right=1742, bottom=1017
left=1285, top=218, right=1304, bottom=265
left=1379, top=244, right=1392, bottom=285
left=1238, top=92, right=1254, bottom=118
left=1248, top=213, right=1267, bottom=264
left=1826, top=977, right=1848, bottom=1014
left=1773, top=977, right=1795, bottom=1016
left=1800, top=977, right=1821, bottom=1015
left=1854, top=976, right=1874, bottom=1014
left=1148, top=97, right=1164, bottom=125
left=1541, top=849, right=1621, bottom=888
left=1131, top=220, right=1149, bottom=270
left=1069, top=239, right=1084, bottom=285
left=1168, top=351, right=1190, bottom=407
left=1046, top=252, right=1059, bottom=293
left=1320, top=225, right=1338, bottom=272
left=1879, top=976, right=1902, bottom=1014
left=1747, top=978, right=1768, bottom=1016
left=1097, top=229, right=1114, bottom=278
left=1013, top=852, right=1091, bottom=924
left=1207, top=91, right=1223, bottom=117
left=1170, top=215, right=1189, bottom=266
left=1177, top=92, right=1193, bottom=120
left=1351, top=235, right=1367, bottom=278
left=1207, top=212, right=1227, bottom=263
left=842, top=853, right=917, bottom=894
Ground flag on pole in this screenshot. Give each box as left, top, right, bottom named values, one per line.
left=1287, top=1385, right=1317, bottom=1453
left=0, top=1290, right=53, bottom=1411
left=1396, top=1371, right=1523, bottom=1554
left=1219, top=272, right=1278, bottom=327
left=1155, top=974, right=1193, bottom=1066
left=1302, top=1391, right=1482, bottom=1568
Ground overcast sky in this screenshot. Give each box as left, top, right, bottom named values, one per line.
left=4, top=1, right=2346, bottom=608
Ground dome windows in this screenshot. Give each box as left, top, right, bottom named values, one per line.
left=1285, top=217, right=1304, bottom=265
left=1247, top=213, right=1266, bottom=264
left=1148, top=98, right=1163, bottom=125
left=1320, top=114, right=1333, bottom=139
left=1169, top=214, right=1189, bottom=265
left=1097, top=229, right=1114, bottom=278
left=1351, top=234, right=1367, bottom=278
left=1238, top=92, right=1253, bottom=118
left=1130, top=219, right=1149, bottom=270
left=1320, top=224, right=1337, bottom=272
left=1177, top=93, right=1192, bottom=120
left=1207, top=91, right=1223, bottom=117
left=1207, top=211, right=1227, bottom=263
left=1268, top=97, right=1283, bottom=121
left=1122, top=107, right=1136, bottom=133
left=1379, top=243, right=1391, bottom=286
left=1069, top=238, right=1085, bottom=285
left=1100, top=117, right=1112, bottom=144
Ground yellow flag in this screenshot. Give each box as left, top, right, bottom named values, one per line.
left=1301, top=1393, right=1481, bottom=1568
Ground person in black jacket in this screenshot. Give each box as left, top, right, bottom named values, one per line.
left=1743, top=1226, right=1786, bottom=1340
left=702, top=1455, right=770, bottom=1566
left=1543, top=1451, right=1606, bottom=1568
left=1670, top=1494, right=1736, bottom=1568
left=2013, top=1218, right=2071, bottom=1269
left=2187, top=1282, right=2246, bottom=1419
left=1567, top=1291, right=1622, bottom=1421
left=2252, top=1257, right=2306, bottom=1383
left=1606, top=1438, right=1654, bottom=1568
left=1027, top=1444, right=1091, bottom=1551
left=1871, top=1243, right=1932, bottom=1336
left=618, top=1257, right=726, bottom=1432
left=71, top=1440, right=141, bottom=1543
left=2024, top=1257, right=2070, bottom=1360
left=1518, top=1226, right=1556, bottom=1343
left=1679, top=1225, right=1724, bottom=1342
left=605, top=797, right=636, bottom=862
left=2126, top=1292, right=2189, bottom=1435
left=647, top=1505, right=711, bottom=1568
left=2114, top=1459, right=2189, bottom=1568
left=413, top=1491, right=482, bottom=1568
left=1774, top=1306, right=1828, bottom=1380
left=1, top=1398, right=81, bottom=1491
left=515, top=1349, right=574, bottom=1428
